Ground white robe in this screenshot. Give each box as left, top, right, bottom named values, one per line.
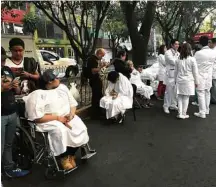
left=212, top=46, right=216, bottom=80
left=100, top=73, right=133, bottom=119
left=194, top=46, right=216, bottom=91
left=130, top=69, right=153, bottom=99
left=23, top=84, right=89, bottom=156
left=174, top=56, right=199, bottom=96
left=158, top=54, right=166, bottom=82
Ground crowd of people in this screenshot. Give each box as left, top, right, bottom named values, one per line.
left=1, top=35, right=216, bottom=180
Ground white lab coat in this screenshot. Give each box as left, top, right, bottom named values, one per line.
left=163, top=48, right=179, bottom=109
left=194, top=46, right=216, bottom=91
left=212, top=47, right=216, bottom=80
left=23, top=84, right=89, bottom=156
left=174, top=56, right=199, bottom=95
left=158, top=54, right=166, bottom=82
left=100, top=73, right=133, bottom=119
left=130, top=69, right=153, bottom=99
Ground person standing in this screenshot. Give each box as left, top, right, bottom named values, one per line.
left=5, top=38, right=40, bottom=89
left=157, top=45, right=167, bottom=100
left=194, top=36, right=216, bottom=118
left=175, top=43, right=199, bottom=119
left=87, top=48, right=106, bottom=119
left=209, top=38, right=216, bottom=104
left=1, top=47, right=30, bottom=177
left=163, top=39, right=180, bottom=114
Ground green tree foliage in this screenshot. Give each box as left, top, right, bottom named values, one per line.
left=102, top=4, right=128, bottom=58
left=22, top=12, right=38, bottom=35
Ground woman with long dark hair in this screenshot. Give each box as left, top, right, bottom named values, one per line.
left=174, top=43, right=199, bottom=119
left=157, top=44, right=167, bottom=100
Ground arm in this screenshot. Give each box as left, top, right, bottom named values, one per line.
left=165, top=51, right=178, bottom=66
left=28, top=71, right=40, bottom=80
left=191, top=58, right=199, bottom=85
left=174, top=60, right=178, bottom=83
left=158, top=55, right=166, bottom=66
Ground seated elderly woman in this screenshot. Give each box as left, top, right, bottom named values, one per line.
left=23, top=69, right=94, bottom=171
left=127, top=60, right=154, bottom=108
left=100, top=71, right=133, bottom=123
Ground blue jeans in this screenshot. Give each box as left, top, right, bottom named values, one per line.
left=1, top=112, right=19, bottom=170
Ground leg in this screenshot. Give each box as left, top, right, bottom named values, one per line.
left=2, top=113, right=17, bottom=171
left=182, top=95, right=190, bottom=117
left=195, top=90, right=206, bottom=118
left=177, top=94, right=183, bottom=116
left=211, top=79, right=216, bottom=104
left=205, top=89, right=211, bottom=114
left=170, top=84, right=178, bottom=109
left=1, top=116, right=8, bottom=158
left=163, top=83, right=172, bottom=113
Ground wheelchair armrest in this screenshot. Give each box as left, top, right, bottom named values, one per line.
left=19, top=117, right=35, bottom=123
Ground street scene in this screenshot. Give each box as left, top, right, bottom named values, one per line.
left=1, top=1, right=216, bottom=187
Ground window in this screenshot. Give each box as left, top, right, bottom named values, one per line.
left=41, top=52, right=58, bottom=61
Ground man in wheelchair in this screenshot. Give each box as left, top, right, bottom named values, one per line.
left=127, top=60, right=154, bottom=108
left=100, top=71, right=133, bottom=123
left=23, top=69, right=96, bottom=171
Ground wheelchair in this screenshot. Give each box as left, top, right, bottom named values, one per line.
left=13, top=96, right=97, bottom=179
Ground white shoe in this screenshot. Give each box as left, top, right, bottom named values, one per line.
left=164, top=108, right=170, bottom=114
left=206, top=111, right=209, bottom=115
left=194, top=112, right=206, bottom=119
left=192, top=102, right=199, bottom=106
left=170, top=106, right=178, bottom=111
left=184, top=115, right=190, bottom=119
left=177, top=114, right=185, bottom=119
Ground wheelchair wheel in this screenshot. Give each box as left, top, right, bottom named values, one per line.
left=12, top=126, right=36, bottom=170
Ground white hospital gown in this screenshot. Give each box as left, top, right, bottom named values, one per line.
left=130, top=69, right=153, bottom=99
left=100, top=73, right=133, bottom=119
left=23, top=84, right=89, bottom=156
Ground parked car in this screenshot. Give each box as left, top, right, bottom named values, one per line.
left=37, top=50, right=79, bottom=77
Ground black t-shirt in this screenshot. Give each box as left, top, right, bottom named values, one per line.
left=1, top=66, right=17, bottom=116
left=87, top=55, right=100, bottom=79
left=113, top=58, right=132, bottom=79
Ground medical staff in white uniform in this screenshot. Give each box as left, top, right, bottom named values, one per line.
left=163, top=39, right=180, bottom=114
left=209, top=38, right=216, bottom=104
left=194, top=36, right=216, bottom=118
left=175, top=43, right=199, bottom=119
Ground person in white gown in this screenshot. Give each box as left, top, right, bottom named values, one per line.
left=163, top=39, right=180, bottom=114
left=194, top=36, right=216, bottom=118
left=100, top=71, right=133, bottom=123
left=174, top=43, right=199, bottom=119
left=157, top=45, right=167, bottom=100
left=23, top=70, right=91, bottom=170
left=127, top=60, right=154, bottom=107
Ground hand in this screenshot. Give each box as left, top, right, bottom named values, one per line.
left=21, top=71, right=30, bottom=78
left=56, top=116, right=67, bottom=124
left=65, top=114, right=74, bottom=122
left=1, top=81, right=12, bottom=91
left=12, top=80, right=20, bottom=89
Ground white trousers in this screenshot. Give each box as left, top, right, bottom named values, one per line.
left=197, top=89, right=211, bottom=115
left=177, top=95, right=190, bottom=115
left=163, top=80, right=177, bottom=109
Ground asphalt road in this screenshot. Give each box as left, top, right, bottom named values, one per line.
left=3, top=99, right=216, bottom=187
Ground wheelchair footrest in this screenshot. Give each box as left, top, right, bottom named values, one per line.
left=81, top=151, right=97, bottom=160
left=64, top=166, right=78, bottom=174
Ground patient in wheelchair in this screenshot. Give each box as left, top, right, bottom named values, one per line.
left=100, top=71, right=133, bottom=123
left=128, top=60, right=154, bottom=108
left=23, top=69, right=95, bottom=171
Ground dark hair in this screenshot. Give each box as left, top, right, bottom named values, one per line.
left=107, top=71, right=119, bottom=83
left=1, top=47, right=6, bottom=55
left=211, top=38, right=216, bottom=44
left=159, top=45, right=166, bottom=55
left=180, top=43, right=192, bottom=60
left=116, top=50, right=126, bottom=59
left=9, top=38, right=25, bottom=49
left=170, top=39, right=178, bottom=46
left=199, top=36, right=209, bottom=47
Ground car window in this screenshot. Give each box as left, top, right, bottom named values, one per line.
left=41, top=52, right=58, bottom=61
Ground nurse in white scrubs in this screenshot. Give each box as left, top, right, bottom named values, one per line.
left=175, top=43, right=199, bottom=119
left=23, top=70, right=92, bottom=170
